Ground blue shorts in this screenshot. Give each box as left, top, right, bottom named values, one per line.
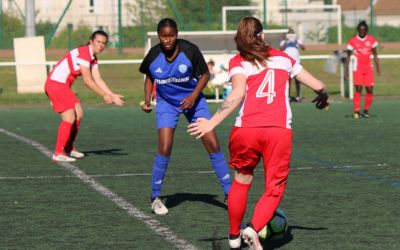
left=156, top=97, right=211, bottom=129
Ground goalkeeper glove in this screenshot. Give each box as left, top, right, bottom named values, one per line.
left=312, top=89, right=329, bottom=110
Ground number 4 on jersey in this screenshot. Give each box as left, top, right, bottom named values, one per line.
left=256, top=69, right=276, bottom=104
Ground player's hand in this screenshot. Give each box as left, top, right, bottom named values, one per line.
left=142, top=102, right=153, bottom=113
left=187, top=117, right=215, bottom=139
left=180, top=94, right=197, bottom=110
left=312, top=89, right=329, bottom=110
left=111, top=93, right=125, bottom=106
left=103, top=94, right=113, bottom=104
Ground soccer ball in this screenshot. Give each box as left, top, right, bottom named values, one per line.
left=258, top=208, right=288, bottom=240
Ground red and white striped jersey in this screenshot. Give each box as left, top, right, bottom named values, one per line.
left=228, top=48, right=302, bottom=129
left=347, top=35, right=378, bottom=72
left=48, top=45, right=98, bottom=86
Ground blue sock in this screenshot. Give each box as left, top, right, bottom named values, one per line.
left=209, top=150, right=231, bottom=195
left=151, top=153, right=170, bottom=199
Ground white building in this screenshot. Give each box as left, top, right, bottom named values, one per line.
left=2, top=0, right=156, bottom=44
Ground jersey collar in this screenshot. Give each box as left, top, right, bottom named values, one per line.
left=356, top=35, right=367, bottom=41
left=88, top=44, right=96, bottom=60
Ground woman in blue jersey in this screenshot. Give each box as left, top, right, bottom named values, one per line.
left=139, top=18, right=231, bottom=215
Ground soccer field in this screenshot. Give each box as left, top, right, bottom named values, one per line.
left=0, top=100, right=399, bottom=250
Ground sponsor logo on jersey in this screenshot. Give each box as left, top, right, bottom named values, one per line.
left=155, top=67, right=163, bottom=73
left=155, top=76, right=191, bottom=85
left=178, top=64, right=188, bottom=74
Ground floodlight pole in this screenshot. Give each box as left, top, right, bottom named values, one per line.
left=0, top=0, right=3, bottom=48
left=370, top=0, right=375, bottom=35
left=263, top=0, right=267, bottom=28
left=284, top=0, right=288, bottom=28
left=118, top=0, right=123, bottom=54
left=25, top=0, right=35, bottom=37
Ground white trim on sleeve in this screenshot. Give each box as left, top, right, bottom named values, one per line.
left=290, top=63, right=303, bottom=78
left=76, top=58, right=90, bottom=68
left=229, top=66, right=246, bottom=78
left=347, top=44, right=354, bottom=51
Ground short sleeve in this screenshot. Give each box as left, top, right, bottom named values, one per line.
left=139, top=45, right=161, bottom=82
left=371, top=36, right=378, bottom=48
left=188, top=45, right=208, bottom=79
left=347, top=38, right=355, bottom=51
left=290, top=62, right=303, bottom=78
left=228, top=55, right=246, bottom=78
left=76, top=46, right=92, bottom=68
left=139, top=53, right=151, bottom=76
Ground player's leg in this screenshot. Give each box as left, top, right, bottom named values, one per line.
left=227, top=127, right=261, bottom=249
left=288, top=78, right=294, bottom=102
left=353, top=85, right=363, bottom=119
left=65, top=103, right=84, bottom=158
left=53, top=109, right=76, bottom=162
left=295, top=78, right=302, bottom=102
left=150, top=101, right=179, bottom=214
left=228, top=171, right=253, bottom=248
left=186, top=97, right=231, bottom=198
left=364, top=86, right=373, bottom=118
left=45, top=82, right=78, bottom=162
left=250, top=127, right=292, bottom=232
left=363, top=71, right=375, bottom=118
left=200, top=131, right=231, bottom=198
left=150, top=127, right=174, bottom=215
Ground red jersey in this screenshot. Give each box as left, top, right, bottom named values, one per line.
left=228, top=48, right=302, bottom=129
left=347, top=35, right=378, bottom=72
left=48, top=45, right=98, bottom=86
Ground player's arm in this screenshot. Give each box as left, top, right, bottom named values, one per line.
left=372, top=47, right=381, bottom=76
left=295, top=68, right=329, bottom=110
left=80, top=65, right=113, bottom=104
left=279, top=40, right=286, bottom=51
left=187, top=74, right=246, bottom=139
left=91, top=66, right=124, bottom=106
left=298, top=41, right=305, bottom=51
left=142, top=76, right=154, bottom=113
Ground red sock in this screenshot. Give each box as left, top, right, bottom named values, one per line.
left=55, top=121, right=73, bottom=155
left=65, top=119, right=81, bottom=153
left=353, top=91, right=362, bottom=113
left=364, top=92, right=373, bottom=111
left=250, top=191, right=283, bottom=232
left=228, top=179, right=252, bottom=235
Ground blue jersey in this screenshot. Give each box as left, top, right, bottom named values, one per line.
left=139, top=39, right=208, bottom=107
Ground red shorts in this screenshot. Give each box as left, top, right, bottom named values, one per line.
left=45, top=80, right=79, bottom=113
left=353, top=70, right=374, bottom=87
left=229, top=126, right=292, bottom=174
left=229, top=127, right=292, bottom=196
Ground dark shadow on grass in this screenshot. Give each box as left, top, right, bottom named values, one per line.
left=345, top=114, right=377, bottom=118
left=199, top=224, right=327, bottom=250
left=82, top=148, right=128, bottom=156
left=161, top=192, right=226, bottom=210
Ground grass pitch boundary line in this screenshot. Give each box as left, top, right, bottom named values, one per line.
left=0, top=128, right=197, bottom=250
left=0, top=165, right=389, bottom=181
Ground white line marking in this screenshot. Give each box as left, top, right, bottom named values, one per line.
left=0, top=128, right=196, bottom=250
left=0, top=165, right=388, bottom=181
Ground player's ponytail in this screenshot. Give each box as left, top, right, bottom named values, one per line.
left=234, top=17, right=270, bottom=67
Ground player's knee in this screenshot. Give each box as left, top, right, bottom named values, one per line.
left=234, top=169, right=253, bottom=184
left=158, top=145, right=172, bottom=156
